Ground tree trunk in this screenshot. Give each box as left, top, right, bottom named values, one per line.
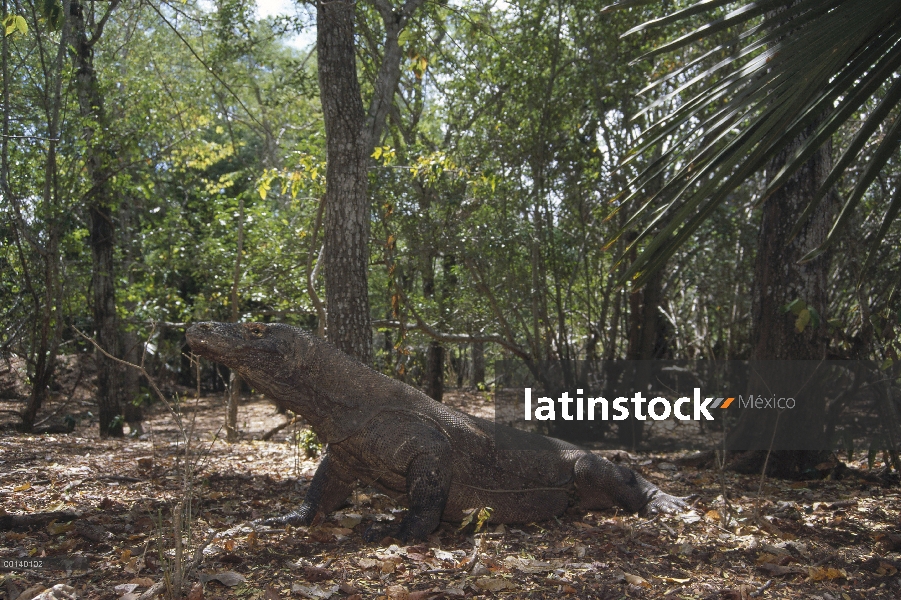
left=317, top=0, right=426, bottom=364
left=226, top=195, right=245, bottom=443
left=17, top=2, right=69, bottom=432
left=318, top=0, right=373, bottom=364
left=121, top=330, right=143, bottom=435
left=618, top=238, right=666, bottom=448
left=729, top=121, right=835, bottom=477
left=423, top=341, right=444, bottom=401
left=471, top=341, right=485, bottom=389
left=72, top=0, right=124, bottom=437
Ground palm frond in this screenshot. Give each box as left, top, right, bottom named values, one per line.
left=612, top=0, right=901, bottom=287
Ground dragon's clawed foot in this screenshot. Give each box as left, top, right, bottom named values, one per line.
left=643, top=492, right=693, bottom=515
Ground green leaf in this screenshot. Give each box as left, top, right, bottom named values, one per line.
left=782, top=298, right=806, bottom=315
left=257, top=177, right=271, bottom=200
left=474, top=507, right=493, bottom=533
left=795, top=308, right=811, bottom=333
left=14, top=15, right=26, bottom=34
left=807, top=305, right=820, bottom=329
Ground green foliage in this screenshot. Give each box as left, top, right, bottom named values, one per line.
left=3, top=15, right=27, bottom=36
left=295, top=428, right=322, bottom=459
left=2, top=0, right=897, bottom=421
left=609, top=0, right=901, bottom=286
left=459, top=506, right=493, bottom=533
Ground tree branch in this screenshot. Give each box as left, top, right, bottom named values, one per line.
left=87, top=0, right=122, bottom=48
left=306, top=196, right=327, bottom=337
left=383, top=281, right=531, bottom=360
left=364, top=0, right=428, bottom=147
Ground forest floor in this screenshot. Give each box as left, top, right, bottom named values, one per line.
left=1, top=368, right=900, bottom=599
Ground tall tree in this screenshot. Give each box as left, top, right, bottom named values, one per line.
left=317, top=0, right=425, bottom=363
left=72, top=0, right=125, bottom=437
left=12, top=0, right=69, bottom=432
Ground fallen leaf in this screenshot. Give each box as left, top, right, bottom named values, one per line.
left=304, top=566, right=334, bottom=582
left=338, top=513, right=362, bottom=528
left=875, top=561, right=898, bottom=577
left=503, top=556, right=563, bottom=573
left=186, top=582, right=203, bottom=600
left=263, top=584, right=281, bottom=600
left=474, top=578, right=517, bottom=592
left=679, top=511, right=702, bottom=524
left=623, top=572, right=651, bottom=587
left=14, top=482, right=31, bottom=492
left=46, top=522, right=74, bottom=535
left=808, top=566, right=847, bottom=581
left=357, top=558, right=380, bottom=570
left=308, top=528, right=335, bottom=543
left=113, top=584, right=138, bottom=595
left=380, top=559, right=396, bottom=574
left=199, top=571, right=246, bottom=586
left=291, top=583, right=338, bottom=599
left=385, top=585, right=408, bottom=599
left=755, top=553, right=781, bottom=564
left=31, top=584, right=78, bottom=600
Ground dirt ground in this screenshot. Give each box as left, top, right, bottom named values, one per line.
left=1, top=381, right=901, bottom=600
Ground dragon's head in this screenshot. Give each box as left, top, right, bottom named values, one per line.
left=186, top=322, right=310, bottom=396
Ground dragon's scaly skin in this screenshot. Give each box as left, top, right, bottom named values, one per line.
left=187, top=322, right=686, bottom=541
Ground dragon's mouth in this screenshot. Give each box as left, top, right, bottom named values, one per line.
left=186, top=322, right=245, bottom=366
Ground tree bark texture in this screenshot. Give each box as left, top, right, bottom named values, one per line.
left=423, top=341, right=444, bottom=401
left=72, top=0, right=124, bottom=437
left=618, top=239, right=667, bottom=447
left=730, top=122, right=835, bottom=476
left=317, top=0, right=426, bottom=364
left=318, top=0, right=373, bottom=364
left=751, top=127, right=833, bottom=362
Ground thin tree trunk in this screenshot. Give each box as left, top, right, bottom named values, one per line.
left=72, top=0, right=124, bottom=437
left=226, top=196, right=245, bottom=443
left=317, top=0, right=426, bottom=364
left=20, top=0, right=71, bottom=432
left=471, top=341, right=485, bottom=389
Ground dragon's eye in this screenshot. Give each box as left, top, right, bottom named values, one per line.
left=247, top=324, right=266, bottom=338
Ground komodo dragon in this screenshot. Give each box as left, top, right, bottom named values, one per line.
left=187, top=322, right=687, bottom=541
